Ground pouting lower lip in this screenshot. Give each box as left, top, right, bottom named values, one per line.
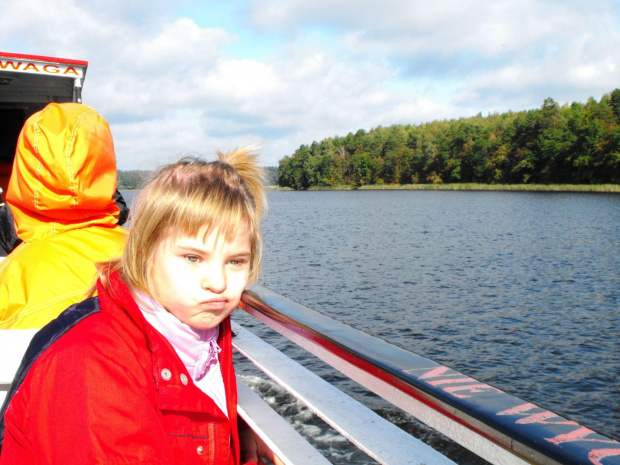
left=201, top=300, right=227, bottom=309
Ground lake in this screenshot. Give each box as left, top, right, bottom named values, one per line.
left=123, top=189, right=619, bottom=464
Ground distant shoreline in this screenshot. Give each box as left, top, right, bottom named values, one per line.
left=267, top=183, right=620, bottom=193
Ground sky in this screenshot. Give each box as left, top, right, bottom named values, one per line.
left=1, top=0, right=619, bottom=169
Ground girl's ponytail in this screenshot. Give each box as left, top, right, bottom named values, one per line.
left=217, top=146, right=267, bottom=219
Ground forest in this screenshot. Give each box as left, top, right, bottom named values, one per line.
left=117, top=170, right=152, bottom=190
left=278, top=89, right=620, bottom=189
left=117, top=166, right=279, bottom=190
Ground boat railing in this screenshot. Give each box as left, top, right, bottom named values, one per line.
left=2, top=285, right=619, bottom=464
left=236, top=285, right=620, bottom=465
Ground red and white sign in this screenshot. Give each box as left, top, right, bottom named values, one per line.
left=0, top=52, right=87, bottom=79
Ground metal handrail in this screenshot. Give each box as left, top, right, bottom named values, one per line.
left=239, top=285, right=620, bottom=465
left=232, top=321, right=455, bottom=465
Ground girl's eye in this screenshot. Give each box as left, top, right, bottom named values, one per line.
left=185, top=255, right=200, bottom=263
left=229, top=259, right=246, bottom=266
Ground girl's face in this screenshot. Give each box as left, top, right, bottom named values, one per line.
left=150, top=222, right=252, bottom=330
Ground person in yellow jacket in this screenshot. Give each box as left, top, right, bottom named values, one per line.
left=0, top=103, right=127, bottom=329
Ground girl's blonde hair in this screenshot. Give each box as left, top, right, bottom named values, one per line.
left=97, top=147, right=265, bottom=298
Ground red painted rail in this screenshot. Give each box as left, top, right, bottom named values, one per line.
left=240, top=286, right=620, bottom=465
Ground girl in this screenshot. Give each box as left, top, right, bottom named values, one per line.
left=0, top=148, right=280, bottom=465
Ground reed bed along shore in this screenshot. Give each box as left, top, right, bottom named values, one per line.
left=359, top=183, right=620, bottom=192
left=268, top=183, right=620, bottom=193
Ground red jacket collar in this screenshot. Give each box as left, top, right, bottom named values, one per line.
left=97, top=270, right=232, bottom=349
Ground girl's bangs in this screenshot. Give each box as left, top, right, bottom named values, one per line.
left=166, top=188, right=257, bottom=243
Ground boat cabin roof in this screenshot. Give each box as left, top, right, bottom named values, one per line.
left=0, top=52, right=88, bottom=199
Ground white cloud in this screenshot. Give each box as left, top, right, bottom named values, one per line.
left=1, top=0, right=619, bottom=168
left=247, top=0, right=614, bottom=56
left=248, top=0, right=620, bottom=113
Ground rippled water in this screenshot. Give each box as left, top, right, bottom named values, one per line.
left=123, top=189, right=620, bottom=463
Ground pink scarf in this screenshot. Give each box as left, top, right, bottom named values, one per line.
left=134, top=290, right=228, bottom=416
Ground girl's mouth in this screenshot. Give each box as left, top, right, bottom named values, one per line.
left=201, top=299, right=227, bottom=311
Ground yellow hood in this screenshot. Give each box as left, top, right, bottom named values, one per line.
left=6, top=103, right=120, bottom=242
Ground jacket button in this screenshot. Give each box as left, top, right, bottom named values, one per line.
left=161, top=368, right=172, bottom=381
left=180, top=374, right=189, bottom=385
left=197, top=445, right=204, bottom=455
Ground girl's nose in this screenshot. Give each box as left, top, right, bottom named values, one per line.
left=201, top=266, right=226, bottom=293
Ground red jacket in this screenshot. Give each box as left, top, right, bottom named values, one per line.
left=0, top=271, right=242, bottom=465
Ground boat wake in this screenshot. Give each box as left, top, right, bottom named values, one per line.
left=240, top=374, right=489, bottom=465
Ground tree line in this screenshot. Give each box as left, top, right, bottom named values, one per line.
left=278, top=89, right=620, bottom=189
left=117, top=170, right=152, bottom=190
left=117, top=166, right=279, bottom=190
